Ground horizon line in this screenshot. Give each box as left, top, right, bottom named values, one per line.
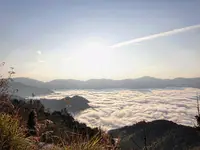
left=13, top=76, right=200, bottom=82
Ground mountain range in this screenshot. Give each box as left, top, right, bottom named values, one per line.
left=13, top=76, right=200, bottom=90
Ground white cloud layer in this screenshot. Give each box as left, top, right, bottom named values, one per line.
left=38, top=88, right=200, bottom=131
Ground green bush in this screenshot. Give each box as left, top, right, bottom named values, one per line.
left=0, top=113, right=33, bottom=150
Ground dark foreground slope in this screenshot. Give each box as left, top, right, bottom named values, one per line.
left=1, top=96, right=117, bottom=149
left=109, top=120, right=200, bottom=150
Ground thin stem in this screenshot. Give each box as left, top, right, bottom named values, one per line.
left=197, top=93, right=200, bottom=116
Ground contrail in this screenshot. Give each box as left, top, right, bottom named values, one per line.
left=110, top=24, right=200, bottom=48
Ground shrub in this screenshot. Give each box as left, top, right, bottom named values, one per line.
left=27, top=109, right=39, bottom=136
left=0, top=113, right=33, bottom=150
left=195, top=94, right=200, bottom=128
left=0, top=63, right=15, bottom=114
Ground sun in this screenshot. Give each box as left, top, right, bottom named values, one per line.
left=63, top=37, right=115, bottom=78
left=73, top=37, right=113, bottom=73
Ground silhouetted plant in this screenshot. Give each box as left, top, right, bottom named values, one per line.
left=143, top=127, right=148, bottom=150
left=195, top=94, right=200, bottom=127
left=0, top=63, right=15, bottom=113
left=27, top=109, right=38, bottom=136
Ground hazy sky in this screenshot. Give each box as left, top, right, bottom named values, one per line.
left=0, top=0, right=200, bottom=81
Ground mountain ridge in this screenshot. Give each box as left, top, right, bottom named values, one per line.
left=8, top=81, right=53, bottom=97
left=14, top=76, right=200, bottom=82
left=13, top=76, right=200, bottom=89
left=109, top=120, right=200, bottom=150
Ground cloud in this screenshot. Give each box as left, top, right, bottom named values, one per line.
left=37, top=50, right=42, bottom=55
left=110, top=24, right=200, bottom=48
left=38, top=88, right=200, bottom=131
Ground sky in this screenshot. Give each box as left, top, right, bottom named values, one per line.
left=0, top=0, right=200, bottom=81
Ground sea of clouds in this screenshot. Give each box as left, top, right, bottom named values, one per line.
left=38, top=88, right=200, bottom=131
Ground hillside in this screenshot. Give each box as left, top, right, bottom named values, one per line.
left=14, top=77, right=45, bottom=87
left=0, top=97, right=116, bottom=150
left=109, top=120, right=200, bottom=150
left=8, top=81, right=53, bottom=97
left=39, top=95, right=90, bottom=113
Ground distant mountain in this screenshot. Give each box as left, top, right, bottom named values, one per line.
left=13, top=77, right=200, bottom=90
left=13, top=77, right=45, bottom=87
left=8, top=81, right=53, bottom=97
left=45, top=79, right=83, bottom=89
left=109, top=120, right=200, bottom=150
left=40, top=95, right=90, bottom=113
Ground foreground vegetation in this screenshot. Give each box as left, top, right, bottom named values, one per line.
left=0, top=113, right=34, bottom=150
left=0, top=64, right=117, bottom=150
left=0, top=98, right=118, bottom=150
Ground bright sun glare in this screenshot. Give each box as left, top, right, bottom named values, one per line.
left=74, top=38, right=112, bottom=71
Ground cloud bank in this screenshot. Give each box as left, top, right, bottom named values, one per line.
left=110, top=24, right=200, bottom=48
left=39, top=88, right=200, bottom=131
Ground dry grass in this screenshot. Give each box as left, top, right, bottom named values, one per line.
left=0, top=113, right=34, bottom=150
left=63, top=133, right=116, bottom=150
